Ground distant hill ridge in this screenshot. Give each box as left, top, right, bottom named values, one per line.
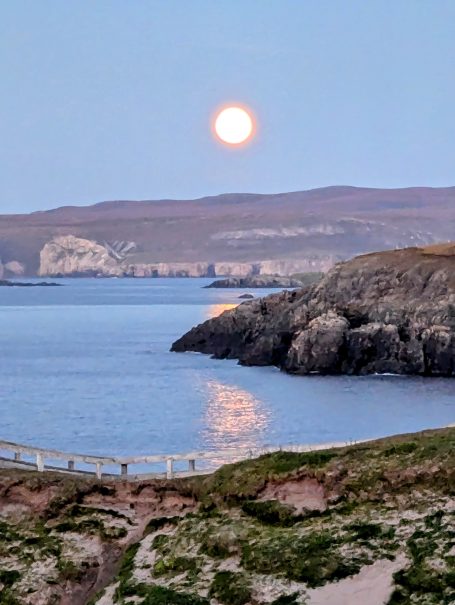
left=0, top=185, right=454, bottom=277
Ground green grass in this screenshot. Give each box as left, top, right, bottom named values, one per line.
left=144, top=516, right=181, bottom=535
left=0, top=569, right=21, bottom=605
left=141, top=586, right=209, bottom=605
left=387, top=510, right=455, bottom=604
left=67, top=503, right=132, bottom=523
left=114, top=542, right=141, bottom=601
left=241, top=530, right=365, bottom=588
left=383, top=441, right=418, bottom=456
left=197, top=450, right=339, bottom=502
left=198, top=530, right=235, bottom=559
left=116, top=583, right=209, bottom=604
left=0, top=591, right=21, bottom=605
left=270, top=594, right=300, bottom=605
left=153, top=555, right=200, bottom=578
left=209, top=571, right=251, bottom=605
left=241, top=499, right=301, bottom=526
left=0, top=569, right=21, bottom=587
left=192, top=428, right=455, bottom=508
left=56, top=558, right=90, bottom=582
left=54, top=516, right=127, bottom=540
left=16, top=522, right=63, bottom=561
left=0, top=521, right=21, bottom=543
left=347, top=521, right=395, bottom=541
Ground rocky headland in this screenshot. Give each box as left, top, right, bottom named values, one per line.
left=204, top=273, right=323, bottom=289
left=172, top=244, right=455, bottom=376
left=0, top=427, right=454, bottom=604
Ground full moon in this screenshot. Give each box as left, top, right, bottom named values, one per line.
left=214, top=106, right=254, bottom=145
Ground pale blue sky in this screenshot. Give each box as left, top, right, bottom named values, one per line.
left=1, top=1, right=454, bottom=213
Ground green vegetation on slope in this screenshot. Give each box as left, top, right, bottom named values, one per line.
left=105, top=427, right=455, bottom=605
left=1, top=427, right=454, bottom=605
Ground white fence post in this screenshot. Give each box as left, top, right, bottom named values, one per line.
left=36, top=453, right=44, bottom=472
left=166, top=458, right=174, bottom=479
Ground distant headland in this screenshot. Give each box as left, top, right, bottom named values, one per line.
left=0, top=186, right=454, bottom=278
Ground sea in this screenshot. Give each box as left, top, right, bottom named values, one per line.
left=1, top=278, right=454, bottom=464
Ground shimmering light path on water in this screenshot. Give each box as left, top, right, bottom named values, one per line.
left=1, top=278, right=454, bottom=456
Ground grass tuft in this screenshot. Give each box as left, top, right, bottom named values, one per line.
left=209, top=571, right=251, bottom=605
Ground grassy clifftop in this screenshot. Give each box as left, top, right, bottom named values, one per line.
left=0, top=428, right=454, bottom=604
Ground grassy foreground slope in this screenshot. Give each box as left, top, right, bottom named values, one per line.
left=1, top=428, right=454, bottom=604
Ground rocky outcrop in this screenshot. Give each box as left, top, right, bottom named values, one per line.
left=38, top=235, right=330, bottom=278
left=4, top=260, right=26, bottom=275
left=205, top=273, right=323, bottom=289
left=0, top=259, right=26, bottom=279
left=172, top=244, right=455, bottom=376
left=212, top=262, right=257, bottom=277
left=0, top=280, right=61, bottom=287
left=124, top=261, right=215, bottom=277
left=39, top=235, right=125, bottom=277
left=38, top=237, right=221, bottom=277
left=0, top=471, right=196, bottom=605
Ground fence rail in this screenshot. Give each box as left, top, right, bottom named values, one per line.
left=0, top=438, right=365, bottom=480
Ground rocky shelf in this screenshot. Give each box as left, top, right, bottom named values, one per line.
left=172, top=243, right=455, bottom=376
left=204, top=273, right=323, bottom=289
left=0, top=279, right=61, bottom=287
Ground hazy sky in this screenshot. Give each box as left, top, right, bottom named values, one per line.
left=1, top=1, right=454, bottom=213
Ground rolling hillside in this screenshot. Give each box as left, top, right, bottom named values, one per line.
left=0, top=186, right=454, bottom=277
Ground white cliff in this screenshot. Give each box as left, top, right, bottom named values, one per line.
left=38, top=235, right=332, bottom=277
left=39, top=235, right=125, bottom=277
left=0, top=259, right=26, bottom=278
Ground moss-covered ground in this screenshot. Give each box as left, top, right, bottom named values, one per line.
left=0, top=478, right=135, bottom=604
left=1, top=427, right=454, bottom=604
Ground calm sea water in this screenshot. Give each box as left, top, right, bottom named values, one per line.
left=1, top=278, right=454, bottom=459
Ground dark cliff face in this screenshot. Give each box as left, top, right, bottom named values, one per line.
left=171, top=244, right=455, bottom=376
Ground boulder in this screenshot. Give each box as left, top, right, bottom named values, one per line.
left=285, top=313, right=349, bottom=374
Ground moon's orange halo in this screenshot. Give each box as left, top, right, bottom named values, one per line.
left=213, top=106, right=255, bottom=145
